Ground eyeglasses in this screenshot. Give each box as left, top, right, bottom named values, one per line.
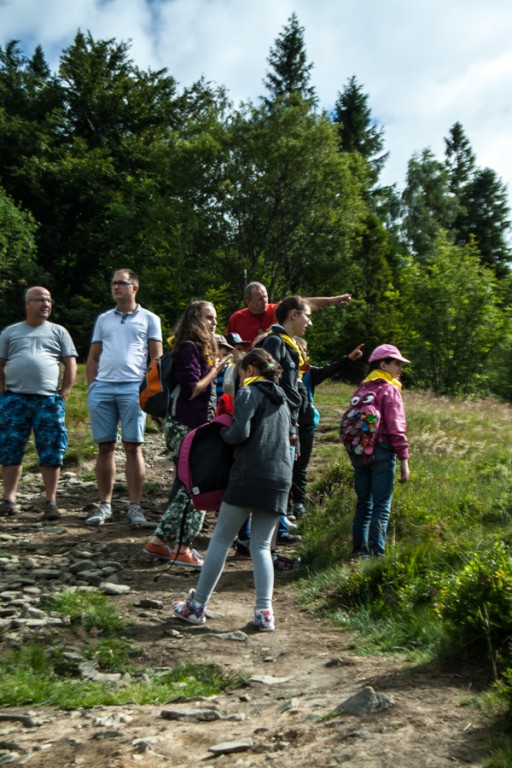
left=111, top=280, right=135, bottom=287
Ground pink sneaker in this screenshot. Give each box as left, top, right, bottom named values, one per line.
left=172, top=590, right=206, bottom=624
left=253, top=608, right=275, bottom=632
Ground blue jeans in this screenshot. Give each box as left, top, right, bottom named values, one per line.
left=352, top=445, right=396, bottom=556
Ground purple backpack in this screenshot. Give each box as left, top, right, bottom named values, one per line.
left=177, top=413, right=234, bottom=511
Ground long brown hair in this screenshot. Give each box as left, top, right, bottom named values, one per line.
left=171, top=301, right=217, bottom=362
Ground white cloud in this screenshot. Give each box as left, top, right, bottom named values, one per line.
left=0, top=0, right=511, bottom=204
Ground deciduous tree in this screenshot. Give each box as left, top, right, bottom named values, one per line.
left=400, top=232, right=505, bottom=395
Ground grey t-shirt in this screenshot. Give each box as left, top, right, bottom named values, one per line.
left=0, top=321, right=78, bottom=395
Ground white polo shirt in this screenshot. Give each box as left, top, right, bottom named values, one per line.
left=91, top=305, right=162, bottom=382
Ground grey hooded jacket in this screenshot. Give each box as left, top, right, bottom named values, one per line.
left=221, top=379, right=292, bottom=514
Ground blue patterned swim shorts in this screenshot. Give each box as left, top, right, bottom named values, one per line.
left=0, top=392, right=68, bottom=466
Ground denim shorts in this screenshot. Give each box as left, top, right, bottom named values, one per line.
left=0, top=392, right=68, bottom=466
left=87, top=380, right=146, bottom=443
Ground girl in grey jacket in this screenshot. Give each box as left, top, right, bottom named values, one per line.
left=172, top=348, right=292, bottom=631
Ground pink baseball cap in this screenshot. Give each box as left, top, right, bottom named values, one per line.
left=368, top=344, right=410, bottom=364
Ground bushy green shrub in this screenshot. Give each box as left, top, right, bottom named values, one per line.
left=298, top=549, right=445, bottom=657
left=329, top=545, right=443, bottom=614
left=435, top=542, right=512, bottom=673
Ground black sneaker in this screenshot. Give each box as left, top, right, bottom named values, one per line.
left=0, top=500, right=17, bottom=516
left=276, top=531, right=302, bottom=545
left=236, top=541, right=251, bottom=557
left=273, top=554, right=301, bottom=571
left=44, top=501, right=61, bottom=521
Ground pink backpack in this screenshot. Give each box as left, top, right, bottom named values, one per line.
left=177, top=413, right=234, bottom=511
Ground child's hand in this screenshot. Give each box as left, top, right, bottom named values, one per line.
left=399, top=459, right=409, bottom=483
left=348, top=343, right=364, bottom=361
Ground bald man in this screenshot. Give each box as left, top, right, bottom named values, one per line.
left=0, top=286, right=77, bottom=520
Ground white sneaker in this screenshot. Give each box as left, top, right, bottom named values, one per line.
left=86, top=503, right=112, bottom=526
left=127, top=504, right=147, bottom=527
left=253, top=608, right=275, bottom=632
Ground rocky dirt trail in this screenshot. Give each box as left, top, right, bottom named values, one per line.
left=0, top=430, right=491, bottom=767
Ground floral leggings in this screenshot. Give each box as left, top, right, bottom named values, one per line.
left=153, top=417, right=205, bottom=548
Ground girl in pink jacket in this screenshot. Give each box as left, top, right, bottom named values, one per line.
left=348, top=344, right=410, bottom=557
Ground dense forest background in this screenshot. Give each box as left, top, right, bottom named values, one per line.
left=1, top=14, right=511, bottom=397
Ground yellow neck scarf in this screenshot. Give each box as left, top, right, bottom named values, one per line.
left=242, top=375, right=265, bottom=387
left=364, top=369, right=402, bottom=390
left=274, top=329, right=305, bottom=367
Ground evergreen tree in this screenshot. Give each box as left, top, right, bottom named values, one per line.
left=444, top=123, right=511, bottom=275
left=329, top=212, right=399, bottom=373
left=262, top=13, right=316, bottom=108
left=331, top=75, right=401, bottom=298
left=459, top=167, right=511, bottom=276
left=401, top=148, right=458, bottom=258
left=59, top=31, right=178, bottom=149
left=332, top=75, right=388, bottom=181
left=0, top=41, right=62, bottom=201
left=444, top=121, right=475, bottom=196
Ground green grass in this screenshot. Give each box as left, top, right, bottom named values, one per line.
left=0, top=590, right=244, bottom=709
left=0, top=644, right=242, bottom=709
left=43, top=590, right=126, bottom=633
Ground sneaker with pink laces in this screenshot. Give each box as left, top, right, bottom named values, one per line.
left=142, top=540, right=174, bottom=561
left=253, top=608, right=275, bottom=632
left=170, top=548, right=204, bottom=568
left=172, top=589, right=206, bottom=624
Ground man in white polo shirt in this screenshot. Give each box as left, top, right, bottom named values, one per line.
left=86, top=269, right=163, bottom=526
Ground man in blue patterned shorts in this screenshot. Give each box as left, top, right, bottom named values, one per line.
left=0, top=286, right=77, bottom=520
